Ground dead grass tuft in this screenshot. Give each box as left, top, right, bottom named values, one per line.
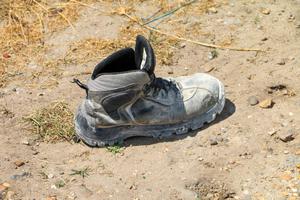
left=25, top=102, right=74, bottom=143
left=0, top=0, right=96, bottom=88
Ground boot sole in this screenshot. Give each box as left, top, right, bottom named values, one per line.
left=75, top=80, right=225, bottom=147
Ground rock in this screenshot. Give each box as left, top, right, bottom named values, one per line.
left=2, top=53, right=11, bottom=59
left=247, top=96, right=259, bottom=106
left=0, top=184, right=8, bottom=193
left=281, top=121, right=289, bottom=127
left=259, top=98, right=273, bottom=108
left=2, top=183, right=10, bottom=188
left=21, top=139, right=30, bottom=145
left=208, top=7, right=218, bottom=14
left=278, top=130, right=295, bottom=142
left=220, top=127, right=228, bottom=133
left=47, top=174, right=54, bottom=179
left=277, top=59, right=286, bottom=65
left=179, top=43, right=186, bottom=48
left=261, top=37, right=268, bottom=41
left=129, top=184, right=137, bottom=190
left=198, top=157, right=204, bottom=161
left=261, top=8, right=271, bottom=15
left=210, top=138, right=218, bottom=145
left=14, top=161, right=25, bottom=167
left=268, top=129, right=277, bottom=136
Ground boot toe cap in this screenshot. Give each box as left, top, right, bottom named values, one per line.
left=177, top=73, right=224, bottom=116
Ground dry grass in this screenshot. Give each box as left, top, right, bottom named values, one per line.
left=0, top=0, right=97, bottom=88
left=25, top=102, right=74, bottom=142
left=0, top=0, right=221, bottom=88
left=63, top=0, right=218, bottom=67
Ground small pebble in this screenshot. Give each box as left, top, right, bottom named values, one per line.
left=47, top=174, right=54, bottom=179
left=278, top=130, right=295, bottom=142
left=220, top=127, right=228, bottom=133
left=268, top=129, right=277, bottom=136
left=247, top=96, right=259, bottom=106
left=198, top=157, right=204, bottom=161
left=208, top=7, right=218, bottom=14
left=14, top=161, right=25, bottom=167
left=2, top=183, right=10, bottom=188
left=210, top=138, right=218, bottom=145
left=179, top=43, right=186, bottom=48
left=21, top=139, right=30, bottom=145
left=281, top=121, right=289, bottom=127
left=261, top=8, right=271, bottom=15
left=259, top=98, right=273, bottom=108
left=277, top=59, right=286, bottom=65
left=0, top=184, right=8, bottom=194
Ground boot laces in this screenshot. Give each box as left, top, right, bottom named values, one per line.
left=144, top=75, right=180, bottom=97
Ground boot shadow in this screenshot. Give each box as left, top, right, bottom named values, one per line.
left=123, top=98, right=236, bottom=147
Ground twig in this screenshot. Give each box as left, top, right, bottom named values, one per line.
left=119, top=11, right=263, bottom=52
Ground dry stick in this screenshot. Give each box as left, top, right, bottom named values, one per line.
left=120, top=11, right=263, bottom=52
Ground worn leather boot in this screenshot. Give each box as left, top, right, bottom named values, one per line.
left=74, top=35, right=225, bottom=146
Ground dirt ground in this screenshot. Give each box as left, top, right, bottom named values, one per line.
left=1, top=0, right=300, bottom=199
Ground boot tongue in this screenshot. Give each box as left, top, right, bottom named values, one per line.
left=135, top=35, right=156, bottom=75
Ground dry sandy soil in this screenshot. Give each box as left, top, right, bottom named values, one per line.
left=0, top=0, right=300, bottom=199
